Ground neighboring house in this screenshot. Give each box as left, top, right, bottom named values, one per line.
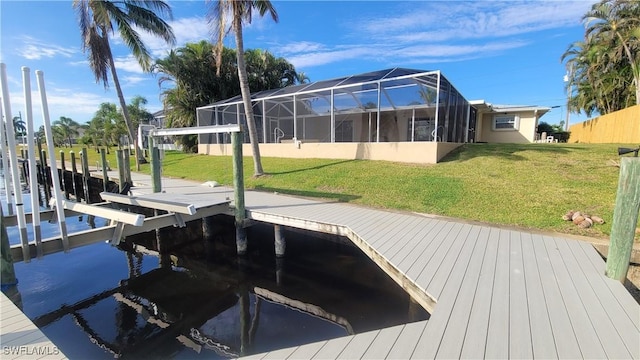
left=196, top=68, right=551, bottom=164
left=143, top=109, right=180, bottom=150
left=470, top=101, right=551, bottom=143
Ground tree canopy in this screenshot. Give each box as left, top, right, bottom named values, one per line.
left=153, top=41, right=306, bottom=152
left=562, top=0, right=640, bottom=117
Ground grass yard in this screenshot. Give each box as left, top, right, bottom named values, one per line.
left=56, top=143, right=636, bottom=239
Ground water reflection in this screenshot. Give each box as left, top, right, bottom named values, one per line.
left=13, top=222, right=429, bottom=359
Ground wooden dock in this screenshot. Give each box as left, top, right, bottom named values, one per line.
left=124, top=174, right=639, bottom=359
left=2, top=168, right=638, bottom=359
left=0, top=292, right=66, bottom=359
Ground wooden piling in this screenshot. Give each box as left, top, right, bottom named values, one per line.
left=0, top=206, right=17, bottom=288
left=149, top=138, right=161, bottom=193
left=123, top=149, right=132, bottom=184
left=231, top=131, right=247, bottom=255
left=116, top=149, right=126, bottom=193
left=274, top=224, right=286, bottom=257
left=59, top=150, right=66, bottom=197
left=606, top=157, right=640, bottom=282
left=80, top=148, right=90, bottom=204
left=70, top=151, right=79, bottom=201
left=100, top=148, right=108, bottom=193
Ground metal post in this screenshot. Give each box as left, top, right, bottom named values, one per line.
left=330, top=89, right=335, bottom=143
left=100, top=148, right=108, bottom=192
left=232, top=131, right=247, bottom=255
left=605, top=157, right=640, bottom=282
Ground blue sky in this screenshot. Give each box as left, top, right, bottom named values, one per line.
left=0, top=0, right=595, bottom=129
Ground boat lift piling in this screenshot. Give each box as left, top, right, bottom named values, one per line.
left=22, top=67, right=43, bottom=256
left=1, top=63, right=29, bottom=261
left=148, top=124, right=247, bottom=255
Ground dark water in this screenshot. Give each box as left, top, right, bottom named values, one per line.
left=6, top=212, right=429, bottom=359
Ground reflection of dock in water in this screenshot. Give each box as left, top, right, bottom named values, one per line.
left=29, top=241, right=402, bottom=358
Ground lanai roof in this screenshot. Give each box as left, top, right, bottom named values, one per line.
left=204, top=68, right=438, bottom=108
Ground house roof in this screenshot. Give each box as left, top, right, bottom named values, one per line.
left=202, top=68, right=438, bottom=108
left=470, top=100, right=551, bottom=115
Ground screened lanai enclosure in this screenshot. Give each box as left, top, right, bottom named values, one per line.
left=196, top=68, right=472, bottom=164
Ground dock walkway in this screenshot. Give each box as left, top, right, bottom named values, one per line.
left=121, top=172, right=639, bottom=359
left=0, top=292, right=66, bottom=359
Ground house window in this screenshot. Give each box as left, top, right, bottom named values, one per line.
left=493, top=114, right=519, bottom=131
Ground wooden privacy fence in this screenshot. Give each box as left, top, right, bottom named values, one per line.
left=569, top=104, right=640, bottom=144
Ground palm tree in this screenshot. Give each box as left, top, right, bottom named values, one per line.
left=73, top=0, right=175, bottom=170
left=53, top=116, right=80, bottom=147
left=208, top=0, right=279, bottom=177
left=583, top=0, right=640, bottom=105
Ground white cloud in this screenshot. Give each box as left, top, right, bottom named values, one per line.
left=17, top=36, right=76, bottom=60
left=271, top=1, right=594, bottom=71
left=114, top=55, right=145, bottom=74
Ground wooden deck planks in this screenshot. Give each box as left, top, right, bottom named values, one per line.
left=508, top=230, right=533, bottom=359
left=286, top=341, right=327, bottom=359
left=361, top=324, right=405, bottom=359
left=386, top=220, right=446, bottom=266
left=335, top=330, right=380, bottom=359
left=419, top=223, right=473, bottom=299
left=384, top=321, right=428, bottom=359
left=459, top=227, right=500, bottom=359
left=565, top=238, right=640, bottom=358
left=552, top=236, right=633, bottom=359
left=520, top=232, right=558, bottom=359
left=484, top=229, right=512, bottom=359
left=412, top=226, right=484, bottom=359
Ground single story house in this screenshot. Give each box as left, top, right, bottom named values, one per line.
left=196, top=68, right=550, bottom=164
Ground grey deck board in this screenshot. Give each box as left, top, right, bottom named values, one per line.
left=361, top=324, right=405, bottom=359
left=311, top=335, right=353, bottom=359
left=543, top=235, right=607, bottom=358
left=553, top=236, right=633, bottom=359
left=260, top=346, right=298, bottom=359
left=413, top=226, right=483, bottom=359
left=365, top=214, right=418, bottom=248
left=385, top=321, right=428, bottom=359
left=374, top=217, right=431, bottom=256
left=508, top=230, right=533, bottom=360
left=484, top=229, right=511, bottom=359
left=287, top=341, right=327, bottom=359
left=396, top=221, right=454, bottom=277
left=336, top=330, right=380, bottom=359
left=355, top=212, right=412, bottom=247
left=420, top=223, right=473, bottom=299
left=459, top=227, right=500, bottom=359
left=406, top=222, right=463, bottom=285
left=520, top=232, right=558, bottom=359
left=387, top=220, right=446, bottom=265
left=376, top=217, right=434, bottom=262
left=533, top=235, right=585, bottom=359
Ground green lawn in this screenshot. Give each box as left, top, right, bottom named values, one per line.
left=57, top=143, right=637, bottom=239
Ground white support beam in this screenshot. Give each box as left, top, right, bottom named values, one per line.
left=10, top=202, right=230, bottom=262
left=149, top=124, right=241, bottom=137
left=100, top=192, right=197, bottom=215
left=59, top=199, right=145, bottom=226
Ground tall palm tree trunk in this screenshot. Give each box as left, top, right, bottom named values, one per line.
left=233, top=16, right=264, bottom=177
left=106, top=44, right=145, bottom=171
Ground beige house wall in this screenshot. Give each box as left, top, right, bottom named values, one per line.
left=476, top=111, right=539, bottom=143
left=198, top=141, right=462, bottom=164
